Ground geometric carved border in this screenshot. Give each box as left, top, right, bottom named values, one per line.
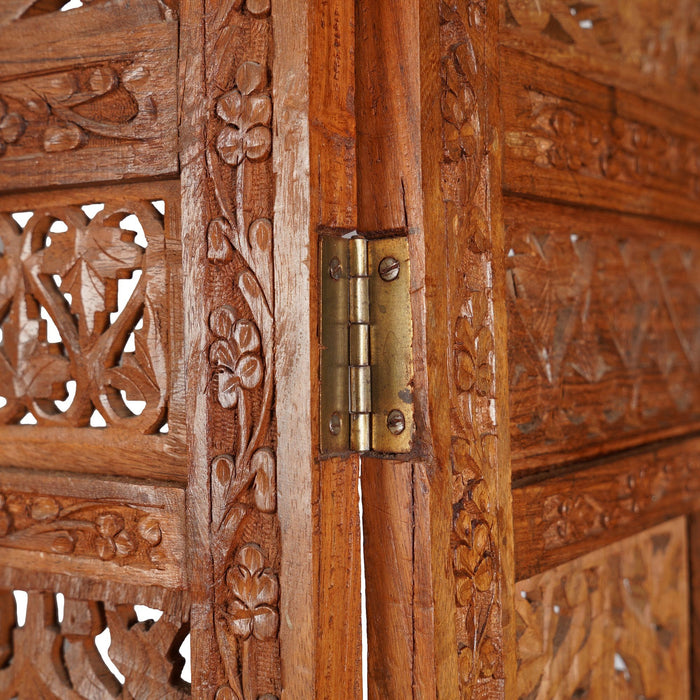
left=506, top=197, right=700, bottom=473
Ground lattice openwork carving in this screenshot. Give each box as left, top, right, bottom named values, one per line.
left=0, top=589, right=190, bottom=698
left=0, top=196, right=172, bottom=433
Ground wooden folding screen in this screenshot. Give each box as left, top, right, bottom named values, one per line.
left=0, top=0, right=699, bottom=698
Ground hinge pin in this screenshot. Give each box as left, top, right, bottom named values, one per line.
left=349, top=238, right=371, bottom=452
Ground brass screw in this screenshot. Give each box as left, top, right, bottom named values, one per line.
left=378, top=256, right=400, bottom=281
left=329, top=256, right=343, bottom=280
left=329, top=412, right=342, bottom=435
left=387, top=409, right=405, bottom=435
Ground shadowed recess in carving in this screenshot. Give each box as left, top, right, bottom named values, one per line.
left=1, top=589, right=190, bottom=697
left=0, top=199, right=171, bottom=432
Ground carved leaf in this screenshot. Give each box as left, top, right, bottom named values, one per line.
left=43, top=123, right=87, bottom=153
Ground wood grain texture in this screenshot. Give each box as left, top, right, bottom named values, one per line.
left=355, top=0, right=465, bottom=696
left=513, top=435, right=700, bottom=580
left=689, top=512, right=700, bottom=700
left=505, top=197, right=700, bottom=475
left=515, top=518, right=690, bottom=699
left=309, top=0, right=363, bottom=695
left=502, top=48, right=700, bottom=223
left=0, top=1, right=178, bottom=192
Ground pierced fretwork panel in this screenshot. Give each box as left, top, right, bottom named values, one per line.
left=0, top=201, right=168, bottom=431
left=515, top=518, right=689, bottom=699
left=0, top=589, right=190, bottom=699
left=0, top=183, right=184, bottom=479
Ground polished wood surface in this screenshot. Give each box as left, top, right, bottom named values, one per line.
left=0, top=0, right=697, bottom=697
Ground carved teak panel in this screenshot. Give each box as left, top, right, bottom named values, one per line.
left=0, top=0, right=698, bottom=697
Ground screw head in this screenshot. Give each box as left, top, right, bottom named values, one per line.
left=387, top=409, right=405, bottom=435
left=329, top=412, right=342, bottom=436
left=378, top=256, right=400, bottom=282
left=328, top=256, right=343, bottom=280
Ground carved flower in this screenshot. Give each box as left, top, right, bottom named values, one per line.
left=453, top=506, right=494, bottom=606
left=209, top=306, right=263, bottom=409
left=454, top=294, right=494, bottom=397
left=0, top=99, right=26, bottom=156
left=95, top=512, right=134, bottom=560
left=216, top=61, right=272, bottom=166
left=442, top=47, right=478, bottom=163
left=226, top=543, right=279, bottom=640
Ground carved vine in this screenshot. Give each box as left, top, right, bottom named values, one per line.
left=0, top=62, right=161, bottom=158
left=0, top=490, right=166, bottom=567
left=0, top=201, right=169, bottom=431
left=202, top=0, right=279, bottom=698
left=528, top=92, right=700, bottom=200
left=440, top=0, right=503, bottom=695
left=542, top=457, right=680, bottom=549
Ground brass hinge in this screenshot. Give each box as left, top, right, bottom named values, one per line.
left=320, top=233, right=414, bottom=455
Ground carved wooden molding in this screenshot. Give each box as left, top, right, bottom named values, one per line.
left=515, top=518, right=690, bottom=699
left=180, top=0, right=280, bottom=697
left=502, top=0, right=700, bottom=96
left=0, top=1, right=178, bottom=191
left=0, top=468, right=186, bottom=588
left=441, top=0, right=506, bottom=694
left=513, top=436, right=700, bottom=579
left=502, top=49, right=700, bottom=222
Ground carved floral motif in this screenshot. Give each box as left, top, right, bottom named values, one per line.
left=528, top=92, right=700, bottom=200
left=541, top=457, right=677, bottom=549
left=203, top=0, right=279, bottom=697
left=0, top=490, right=165, bottom=567
left=216, top=62, right=272, bottom=167
left=0, top=63, right=161, bottom=158
left=0, top=200, right=169, bottom=431
left=225, top=543, right=279, bottom=641
left=441, top=0, right=504, bottom=696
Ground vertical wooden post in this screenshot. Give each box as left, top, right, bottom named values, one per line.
left=181, top=0, right=362, bottom=696
left=357, top=0, right=515, bottom=696
left=355, top=0, right=458, bottom=697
